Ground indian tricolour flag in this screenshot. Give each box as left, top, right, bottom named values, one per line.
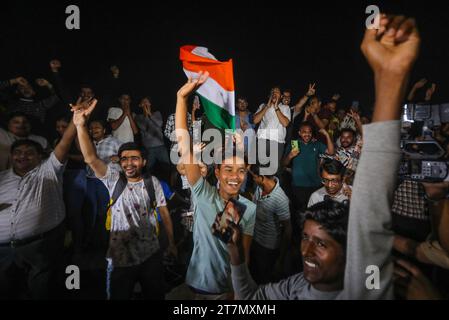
left=180, top=45, right=235, bottom=130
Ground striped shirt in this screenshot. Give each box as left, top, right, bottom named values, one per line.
left=0, top=152, right=65, bottom=243
left=86, top=136, right=122, bottom=178
left=253, top=178, right=290, bottom=250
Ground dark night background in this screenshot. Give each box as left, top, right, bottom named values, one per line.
left=1, top=0, right=449, bottom=120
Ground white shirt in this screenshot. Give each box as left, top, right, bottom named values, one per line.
left=256, top=103, right=291, bottom=143
left=107, top=107, right=135, bottom=143
left=307, top=185, right=350, bottom=208
left=99, top=164, right=167, bottom=267
left=0, top=128, right=48, bottom=171
left=0, top=153, right=65, bottom=243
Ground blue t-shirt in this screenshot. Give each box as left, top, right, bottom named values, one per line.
left=186, top=177, right=256, bottom=294
left=286, top=140, right=327, bottom=187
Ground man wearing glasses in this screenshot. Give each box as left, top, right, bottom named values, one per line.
left=308, top=159, right=352, bottom=207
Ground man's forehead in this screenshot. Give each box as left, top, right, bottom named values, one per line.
left=304, top=220, right=335, bottom=242
left=13, top=145, right=38, bottom=152
left=322, top=170, right=341, bottom=179
left=221, top=157, right=246, bottom=167
left=121, top=150, right=141, bottom=156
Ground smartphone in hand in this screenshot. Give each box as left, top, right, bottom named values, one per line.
left=291, top=140, right=299, bottom=151
left=212, top=198, right=247, bottom=244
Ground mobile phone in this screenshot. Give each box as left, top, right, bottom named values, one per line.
left=291, top=140, right=299, bottom=151
left=212, top=198, right=247, bottom=244
left=351, top=101, right=359, bottom=110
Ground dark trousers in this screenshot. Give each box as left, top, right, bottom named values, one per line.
left=63, top=169, right=87, bottom=254
left=249, top=240, right=280, bottom=285
left=109, top=251, right=166, bottom=300
left=0, top=223, right=65, bottom=299
left=291, top=186, right=320, bottom=242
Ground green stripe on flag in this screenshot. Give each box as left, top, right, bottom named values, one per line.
left=198, top=94, right=235, bottom=130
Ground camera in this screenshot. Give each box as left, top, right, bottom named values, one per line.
left=400, top=103, right=449, bottom=182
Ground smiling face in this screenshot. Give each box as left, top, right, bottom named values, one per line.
left=301, top=220, right=346, bottom=292
left=282, top=91, right=291, bottom=105
left=215, top=156, right=247, bottom=198
left=299, top=125, right=313, bottom=143
left=11, top=144, right=42, bottom=175
left=339, top=131, right=355, bottom=149
left=119, top=150, right=146, bottom=180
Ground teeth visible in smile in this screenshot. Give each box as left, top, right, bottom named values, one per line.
left=228, top=182, right=238, bottom=185
left=305, top=261, right=317, bottom=268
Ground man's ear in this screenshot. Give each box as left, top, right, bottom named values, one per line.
left=215, top=165, right=220, bottom=179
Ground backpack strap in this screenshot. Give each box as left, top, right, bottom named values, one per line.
left=143, top=175, right=160, bottom=236
left=143, top=175, right=157, bottom=210
left=105, top=173, right=127, bottom=231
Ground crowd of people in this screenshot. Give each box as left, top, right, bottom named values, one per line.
left=0, top=13, right=448, bottom=300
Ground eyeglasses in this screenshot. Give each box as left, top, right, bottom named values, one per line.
left=321, top=178, right=342, bottom=185
left=120, top=156, right=142, bottom=163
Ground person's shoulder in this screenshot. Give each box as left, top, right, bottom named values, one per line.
left=150, top=175, right=162, bottom=187
left=312, top=187, right=326, bottom=197
left=0, top=168, right=12, bottom=180
left=239, top=195, right=257, bottom=213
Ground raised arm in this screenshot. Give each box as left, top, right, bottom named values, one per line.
left=72, top=99, right=108, bottom=178
left=320, top=128, right=335, bottom=155
left=175, top=72, right=209, bottom=186
left=293, top=83, right=316, bottom=115
left=54, top=99, right=97, bottom=163
left=342, top=14, right=420, bottom=300
left=274, top=97, right=290, bottom=127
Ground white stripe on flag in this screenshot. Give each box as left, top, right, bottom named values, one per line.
left=183, top=69, right=235, bottom=116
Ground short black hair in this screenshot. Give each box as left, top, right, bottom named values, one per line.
left=7, top=111, right=30, bottom=123
left=301, top=198, right=349, bottom=251
left=339, top=128, right=356, bottom=137
left=10, top=139, right=44, bottom=155
left=118, top=142, right=146, bottom=159
left=249, top=163, right=275, bottom=179
left=299, top=122, right=313, bottom=131
left=320, top=158, right=345, bottom=176
left=215, top=145, right=248, bottom=169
